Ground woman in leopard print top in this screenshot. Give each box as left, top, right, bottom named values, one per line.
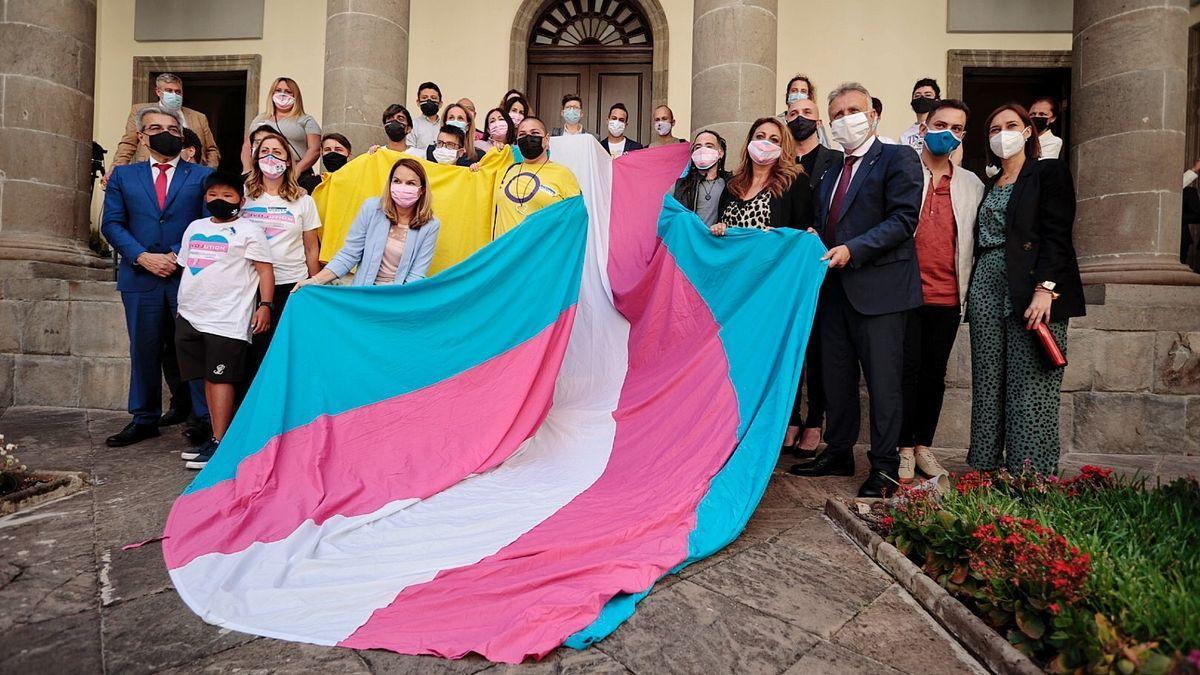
left=712, top=117, right=814, bottom=234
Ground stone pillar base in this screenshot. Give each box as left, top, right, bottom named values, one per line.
left=1079, top=255, right=1200, bottom=286
left=0, top=234, right=109, bottom=271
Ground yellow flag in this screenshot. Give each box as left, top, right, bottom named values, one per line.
left=312, top=147, right=514, bottom=274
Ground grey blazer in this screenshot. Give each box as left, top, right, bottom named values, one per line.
left=325, top=197, right=440, bottom=286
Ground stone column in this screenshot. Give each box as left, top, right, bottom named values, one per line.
left=690, top=0, right=778, bottom=147
left=0, top=0, right=104, bottom=268
left=322, top=0, right=410, bottom=157
left=1071, top=0, right=1198, bottom=285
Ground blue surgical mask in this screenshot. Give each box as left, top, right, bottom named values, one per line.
left=447, top=120, right=468, bottom=133
left=786, top=91, right=808, bottom=104
left=160, top=91, right=183, bottom=111
left=923, top=128, right=961, bottom=156
left=563, top=108, right=582, bottom=124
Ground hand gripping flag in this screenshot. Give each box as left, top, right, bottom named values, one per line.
left=163, top=136, right=827, bottom=663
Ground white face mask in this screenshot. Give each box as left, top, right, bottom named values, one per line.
left=653, top=120, right=673, bottom=136
left=830, top=111, right=873, bottom=151
left=989, top=129, right=1028, bottom=160
left=608, top=119, right=626, bottom=137
left=432, top=147, right=459, bottom=165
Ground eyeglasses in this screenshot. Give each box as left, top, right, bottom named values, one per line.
left=144, top=124, right=182, bottom=136
left=435, top=140, right=461, bottom=150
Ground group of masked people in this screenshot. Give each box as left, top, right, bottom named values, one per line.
left=670, top=75, right=1082, bottom=498
left=99, top=70, right=1083, bottom=494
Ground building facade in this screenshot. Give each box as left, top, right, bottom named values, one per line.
left=0, top=0, right=1198, bottom=462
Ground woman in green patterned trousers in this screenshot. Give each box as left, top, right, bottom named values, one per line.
left=966, top=103, right=1085, bottom=475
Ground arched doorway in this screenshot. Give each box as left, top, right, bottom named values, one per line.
left=511, top=0, right=668, bottom=143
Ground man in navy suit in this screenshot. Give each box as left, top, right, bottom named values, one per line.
left=101, top=106, right=214, bottom=447
left=790, top=82, right=924, bottom=498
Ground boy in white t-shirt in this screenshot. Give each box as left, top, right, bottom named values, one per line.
left=175, top=172, right=275, bottom=470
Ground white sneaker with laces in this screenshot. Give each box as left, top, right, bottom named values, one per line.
left=915, top=446, right=948, bottom=478
left=898, top=447, right=916, bottom=484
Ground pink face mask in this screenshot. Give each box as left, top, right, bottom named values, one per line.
left=258, top=154, right=288, bottom=178
left=488, top=120, right=509, bottom=140
left=691, top=147, right=720, bottom=170
left=508, top=111, right=525, bottom=126
left=390, top=183, right=421, bottom=208
left=747, top=139, right=782, bottom=165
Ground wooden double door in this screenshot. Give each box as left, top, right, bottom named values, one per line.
left=528, top=60, right=652, bottom=143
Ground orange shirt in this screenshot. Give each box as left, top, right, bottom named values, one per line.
left=914, top=173, right=958, bottom=307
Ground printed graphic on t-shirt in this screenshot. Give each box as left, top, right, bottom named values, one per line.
left=186, top=233, right=230, bottom=275
left=242, top=205, right=295, bottom=240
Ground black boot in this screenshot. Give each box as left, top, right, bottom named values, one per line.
left=106, top=421, right=161, bottom=447
left=856, top=471, right=899, bottom=498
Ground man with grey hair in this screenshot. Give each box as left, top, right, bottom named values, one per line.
left=110, top=73, right=219, bottom=174
left=789, top=81, right=924, bottom=499
left=101, top=105, right=214, bottom=448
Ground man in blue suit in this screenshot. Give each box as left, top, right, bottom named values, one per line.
left=101, top=106, right=214, bottom=447
left=790, top=82, right=924, bottom=498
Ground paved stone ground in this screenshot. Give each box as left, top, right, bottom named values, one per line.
left=12, top=405, right=1188, bottom=675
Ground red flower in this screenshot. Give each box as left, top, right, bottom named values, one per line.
left=881, top=516, right=894, bottom=527
left=1049, top=602, right=1061, bottom=615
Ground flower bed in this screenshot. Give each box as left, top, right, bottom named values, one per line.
left=867, top=466, right=1200, bottom=674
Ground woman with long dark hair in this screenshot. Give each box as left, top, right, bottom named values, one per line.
left=673, top=130, right=730, bottom=227
left=966, top=103, right=1084, bottom=475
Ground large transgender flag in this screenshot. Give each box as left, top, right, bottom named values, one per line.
left=163, top=136, right=827, bottom=664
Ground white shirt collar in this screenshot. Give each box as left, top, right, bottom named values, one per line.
left=153, top=155, right=180, bottom=169
left=846, top=135, right=877, bottom=159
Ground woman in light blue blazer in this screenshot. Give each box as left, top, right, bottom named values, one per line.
left=296, top=158, right=440, bottom=288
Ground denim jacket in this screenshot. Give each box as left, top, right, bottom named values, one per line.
left=325, top=198, right=440, bottom=286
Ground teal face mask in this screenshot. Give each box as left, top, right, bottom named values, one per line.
left=447, top=120, right=468, bottom=133
left=563, top=108, right=582, bottom=124
left=923, top=128, right=961, bottom=156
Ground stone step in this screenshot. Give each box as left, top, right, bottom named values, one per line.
left=1084, top=283, right=1200, bottom=308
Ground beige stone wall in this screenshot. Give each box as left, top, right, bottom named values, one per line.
left=776, top=0, right=1072, bottom=141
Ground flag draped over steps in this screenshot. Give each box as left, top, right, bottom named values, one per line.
left=163, top=137, right=827, bottom=664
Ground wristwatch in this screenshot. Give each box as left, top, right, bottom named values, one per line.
left=257, top=301, right=274, bottom=310
left=1036, top=281, right=1060, bottom=299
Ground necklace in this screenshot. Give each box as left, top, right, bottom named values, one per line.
left=507, top=160, right=550, bottom=214
left=699, top=178, right=717, bottom=202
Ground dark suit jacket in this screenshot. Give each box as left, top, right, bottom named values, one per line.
left=101, top=160, right=214, bottom=292
left=600, top=137, right=644, bottom=155
left=813, top=138, right=923, bottom=316
left=976, top=158, right=1085, bottom=321
left=716, top=175, right=815, bottom=231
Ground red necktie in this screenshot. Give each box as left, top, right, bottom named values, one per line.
left=823, top=155, right=860, bottom=247
left=153, top=163, right=171, bottom=210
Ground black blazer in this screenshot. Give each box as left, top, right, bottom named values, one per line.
left=813, top=139, right=924, bottom=316
left=600, top=137, right=644, bottom=155
left=716, top=173, right=815, bottom=231
left=976, top=158, right=1085, bottom=322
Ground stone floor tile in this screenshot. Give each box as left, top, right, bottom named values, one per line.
left=0, top=491, right=95, bottom=567
left=676, top=507, right=810, bottom=580
left=784, top=639, right=906, bottom=675
left=160, top=638, right=372, bottom=674
left=830, top=585, right=987, bottom=675
left=772, top=515, right=889, bottom=581
left=1154, top=455, right=1200, bottom=482
left=688, top=534, right=891, bottom=639
left=477, top=646, right=631, bottom=674
left=0, top=553, right=95, bottom=629
left=599, top=579, right=819, bottom=675
left=101, top=589, right=258, bottom=674
left=0, top=608, right=103, bottom=674
left=356, top=649, right=494, bottom=674
left=1, top=407, right=88, bottom=452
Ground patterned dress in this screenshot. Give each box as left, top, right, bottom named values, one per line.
left=965, top=183, right=1068, bottom=475
left=720, top=191, right=772, bottom=230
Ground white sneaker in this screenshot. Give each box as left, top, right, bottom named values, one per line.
left=915, top=446, right=949, bottom=478
left=898, top=447, right=915, bottom=484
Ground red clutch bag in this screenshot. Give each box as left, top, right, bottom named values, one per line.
left=1031, top=323, right=1067, bottom=369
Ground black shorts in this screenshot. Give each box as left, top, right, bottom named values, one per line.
left=175, top=316, right=248, bottom=384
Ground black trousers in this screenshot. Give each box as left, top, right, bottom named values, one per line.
left=246, top=282, right=297, bottom=386
left=789, top=319, right=825, bottom=428
left=899, top=305, right=961, bottom=448
left=818, top=273, right=907, bottom=475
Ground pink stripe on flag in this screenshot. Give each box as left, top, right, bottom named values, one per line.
left=338, top=244, right=738, bottom=663
left=163, top=306, right=578, bottom=570
left=606, top=142, right=691, bottom=298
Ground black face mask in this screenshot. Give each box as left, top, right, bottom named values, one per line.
left=322, top=151, right=348, bottom=172
left=516, top=135, right=545, bottom=160
left=147, top=131, right=184, bottom=158
left=910, top=97, right=937, bottom=115
left=384, top=121, right=407, bottom=142
left=206, top=198, right=240, bottom=220
left=1031, top=117, right=1050, bottom=132
left=419, top=101, right=440, bottom=117
left=788, top=116, right=818, bottom=142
